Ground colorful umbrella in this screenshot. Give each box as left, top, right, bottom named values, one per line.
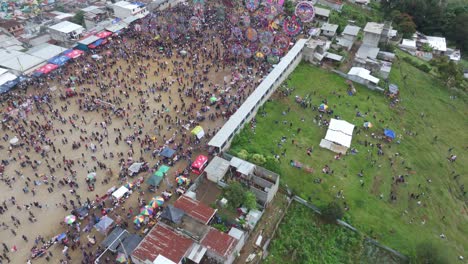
left=116, top=252, right=127, bottom=263
left=319, top=103, right=328, bottom=111
left=363, top=122, right=373, bottom=128
left=124, top=182, right=134, bottom=189
left=140, top=205, right=154, bottom=216
left=176, top=176, right=187, bottom=185
left=151, top=196, right=165, bottom=207
left=64, top=215, right=76, bottom=225
left=133, top=215, right=145, bottom=224
left=210, top=96, right=217, bottom=103
left=86, top=172, right=96, bottom=180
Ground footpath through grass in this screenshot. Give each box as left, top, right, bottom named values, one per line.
left=230, top=61, right=468, bottom=260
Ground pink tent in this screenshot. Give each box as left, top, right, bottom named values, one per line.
left=64, top=49, right=84, bottom=59
left=36, top=64, right=59, bottom=74
left=96, top=31, right=112, bottom=39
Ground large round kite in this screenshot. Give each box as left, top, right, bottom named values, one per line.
left=295, top=1, right=315, bottom=23
left=240, top=15, right=251, bottom=27
left=260, top=45, right=271, bottom=56
left=228, top=14, right=239, bottom=25
left=230, top=43, right=243, bottom=56
left=274, top=34, right=290, bottom=51
left=249, top=42, right=259, bottom=52
left=283, top=16, right=302, bottom=36
left=263, top=3, right=282, bottom=21
left=189, top=16, right=201, bottom=31
left=243, top=48, right=252, bottom=58
left=245, top=0, right=260, bottom=12
left=258, top=31, right=274, bottom=45
left=245, top=27, right=258, bottom=42
left=271, top=47, right=283, bottom=56
left=231, top=27, right=243, bottom=39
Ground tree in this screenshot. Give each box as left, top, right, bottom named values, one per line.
left=283, top=0, right=295, bottom=15
left=415, top=242, right=449, bottom=264
left=433, top=57, right=464, bottom=88
left=321, top=201, right=344, bottom=223
left=71, top=10, right=85, bottom=27
left=244, top=191, right=257, bottom=210
left=224, top=182, right=245, bottom=208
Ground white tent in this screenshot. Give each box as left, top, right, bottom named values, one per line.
left=128, top=162, right=144, bottom=173
left=320, top=119, right=355, bottom=154
left=0, top=72, right=17, bottom=86
left=112, top=186, right=129, bottom=199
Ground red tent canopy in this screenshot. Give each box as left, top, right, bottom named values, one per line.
left=64, top=49, right=84, bottom=59
left=96, top=31, right=112, bottom=39
left=36, top=64, right=59, bottom=74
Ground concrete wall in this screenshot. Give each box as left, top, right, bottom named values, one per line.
left=363, top=32, right=380, bottom=47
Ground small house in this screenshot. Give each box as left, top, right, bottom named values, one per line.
left=48, top=21, right=84, bottom=43
left=314, top=7, right=331, bottom=26
left=337, top=25, right=361, bottom=50
left=0, top=19, right=24, bottom=37
left=112, top=1, right=149, bottom=19
left=320, top=23, right=338, bottom=39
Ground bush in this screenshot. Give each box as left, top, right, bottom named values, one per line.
left=402, top=57, right=432, bottom=73
left=237, top=149, right=250, bottom=160
left=321, top=201, right=344, bottom=223
left=415, top=241, right=449, bottom=264
left=251, top=153, right=266, bottom=165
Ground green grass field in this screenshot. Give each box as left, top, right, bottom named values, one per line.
left=230, top=60, right=468, bottom=261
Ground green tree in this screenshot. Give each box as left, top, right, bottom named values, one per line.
left=251, top=153, right=266, bottom=165
left=415, top=241, right=449, bottom=264
left=224, top=182, right=245, bottom=208
left=321, top=201, right=344, bottom=224
left=244, top=191, right=257, bottom=210
left=71, top=10, right=85, bottom=27
left=283, top=0, right=295, bottom=15
left=433, top=57, right=464, bottom=88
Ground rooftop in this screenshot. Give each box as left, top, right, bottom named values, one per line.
left=132, top=224, right=193, bottom=264
left=425, top=36, right=447, bottom=52
left=364, top=22, right=384, bottom=35
left=321, top=23, right=338, bottom=33
left=114, top=1, right=140, bottom=10
left=173, top=196, right=217, bottom=225
left=315, top=7, right=331, bottom=18
left=201, top=228, right=238, bottom=258
left=342, top=25, right=361, bottom=36
left=0, top=19, right=23, bottom=29
left=49, top=21, right=83, bottom=34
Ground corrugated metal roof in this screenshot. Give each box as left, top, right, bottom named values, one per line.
left=132, top=224, right=193, bottom=264
left=201, top=228, right=237, bottom=258
left=173, top=196, right=216, bottom=225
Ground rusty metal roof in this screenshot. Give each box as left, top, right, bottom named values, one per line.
left=131, top=224, right=193, bottom=263
left=201, top=228, right=237, bottom=258
left=173, top=196, right=216, bottom=225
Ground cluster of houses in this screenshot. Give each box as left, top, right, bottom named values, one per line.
left=301, top=1, right=463, bottom=90
left=0, top=0, right=162, bottom=93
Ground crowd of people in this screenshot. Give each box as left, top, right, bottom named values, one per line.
left=0, top=1, right=284, bottom=263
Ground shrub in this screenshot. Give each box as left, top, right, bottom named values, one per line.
left=321, top=201, right=344, bottom=223
left=251, top=153, right=266, bottom=165
left=237, top=149, right=250, bottom=160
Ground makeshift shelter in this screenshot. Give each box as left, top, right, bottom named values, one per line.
left=48, top=55, right=70, bottom=66
left=117, top=234, right=142, bottom=255
left=160, top=147, right=175, bottom=158
left=0, top=71, right=18, bottom=94
left=76, top=35, right=100, bottom=51
left=64, top=49, right=84, bottom=59
left=388, top=84, right=399, bottom=96
left=34, top=64, right=59, bottom=75
left=96, top=31, right=112, bottom=39
left=100, top=227, right=128, bottom=252
left=94, top=215, right=114, bottom=235
left=112, top=186, right=129, bottom=199
left=191, top=126, right=205, bottom=139
left=320, top=119, right=355, bottom=154
left=384, top=129, right=395, bottom=141
left=147, top=174, right=163, bottom=187
left=160, top=205, right=185, bottom=224
left=89, top=39, right=104, bottom=49
left=128, top=162, right=144, bottom=174
left=72, top=205, right=89, bottom=219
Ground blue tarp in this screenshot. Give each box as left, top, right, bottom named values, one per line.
left=91, top=39, right=104, bottom=47
left=132, top=1, right=145, bottom=7
left=48, top=55, right=70, bottom=66
left=0, top=78, right=19, bottom=94
left=94, top=215, right=114, bottom=234
left=160, top=147, right=175, bottom=158
left=384, top=129, right=395, bottom=139
left=62, top=49, right=73, bottom=55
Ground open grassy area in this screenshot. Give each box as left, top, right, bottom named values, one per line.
left=264, top=202, right=405, bottom=264
left=229, top=61, right=468, bottom=260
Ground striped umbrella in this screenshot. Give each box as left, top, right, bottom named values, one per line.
left=140, top=205, right=154, bottom=216
left=176, top=176, right=187, bottom=185
left=150, top=196, right=165, bottom=207
left=116, top=252, right=127, bottom=263
left=133, top=215, right=145, bottom=224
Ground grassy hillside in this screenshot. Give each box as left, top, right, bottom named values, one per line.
left=230, top=60, right=468, bottom=261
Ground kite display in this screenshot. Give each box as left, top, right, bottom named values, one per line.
left=267, top=55, right=280, bottom=64
left=295, top=1, right=315, bottom=23
left=245, top=0, right=260, bottom=12
left=260, top=45, right=271, bottom=55
left=243, top=47, right=252, bottom=58
left=231, top=27, right=243, bottom=39
left=267, top=0, right=285, bottom=6
left=245, top=27, right=258, bottom=42
left=228, top=13, right=239, bottom=25
left=240, top=15, right=251, bottom=27
left=189, top=16, right=202, bottom=31
left=258, top=31, right=274, bottom=45
left=249, top=42, right=259, bottom=53
left=274, top=34, right=290, bottom=51
left=263, top=3, right=282, bottom=21
left=283, top=16, right=302, bottom=36
left=230, top=43, right=243, bottom=56
left=271, top=47, right=283, bottom=56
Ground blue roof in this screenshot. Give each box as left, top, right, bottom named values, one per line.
left=0, top=78, right=19, bottom=94
left=160, top=147, right=175, bottom=158
left=91, top=39, right=104, bottom=47
left=132, top=1, right=145, bottom=7
left=384, top=129, right=395, bottom=139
